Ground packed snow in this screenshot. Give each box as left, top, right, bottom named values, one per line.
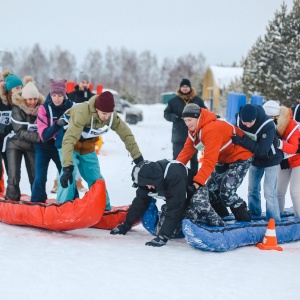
left=1, top=103, right=298, bottom=300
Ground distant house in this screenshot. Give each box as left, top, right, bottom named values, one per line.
left=202, top=65, right=243, bottom=110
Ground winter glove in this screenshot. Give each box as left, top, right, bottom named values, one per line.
left=56, top=118, right=68, bottom=127
left=133, top=155, right=144, bottom=165
left=280, top=159, right=290, bottom=170
left=145, top=234, right=169, bottom=247
left=171, top=114, right=180, bottom=123
left=232, top=135, right=243, bottom=145
left=60, top=165, right=74, bottom=188
left=188, top=182, right=204, bottom=195
left=110, top=223, right=131, bottom=235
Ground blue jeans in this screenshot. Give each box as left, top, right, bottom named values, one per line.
left=31, top=143, right=61, bottom=202
left=57, top=150, right=111, bottom=210
left=248, top=164, right=281, bottom=222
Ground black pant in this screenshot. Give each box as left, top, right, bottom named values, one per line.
left=173, top=142, right=198, bottom=173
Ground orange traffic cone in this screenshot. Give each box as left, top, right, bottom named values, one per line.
left=256, top=218, right=283, bottom=251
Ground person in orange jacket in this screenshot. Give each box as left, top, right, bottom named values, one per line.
left=176, top=103, right=253, bottom=223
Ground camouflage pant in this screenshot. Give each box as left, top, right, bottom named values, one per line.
left=207, top=158, right=253, bottom=209
left=186, top=187, right=225, bottom=226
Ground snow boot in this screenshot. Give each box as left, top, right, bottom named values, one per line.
left=230, top=203, right=251, bottom=222
left=211, top=200, right=229, bottom=217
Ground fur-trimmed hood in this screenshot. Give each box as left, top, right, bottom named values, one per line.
left=176, top=87, right=196, bottom=103
left=276, top=106, right=293, bottom=137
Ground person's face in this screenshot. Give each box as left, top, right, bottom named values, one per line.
left=180, top=85, right=191, bottom=94
left=51, top=94, right=64, bottom=106
left=241, top=120, right=256, bottom=128
left=25, top=98, right=38, bottom=108
left=11, top=85, right=22, bottom=93
left=97, top=109, right=112, bottom=121
left=78, top=80, right=89, bottom=91
left=184, top=117, right=198, bottom=131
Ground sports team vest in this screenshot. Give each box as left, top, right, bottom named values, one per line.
left=283, top=123, right=299, bottom=159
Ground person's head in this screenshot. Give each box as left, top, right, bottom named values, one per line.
left=179, top=78, right=192, bottom=94
left=182, top=103, right=201, bottom=131
left=240, top=104, right=257, bottom=128
left=21, top=76, right=40, bottom=109
left=263, top=100, right=280, bottom=123
left=77, top=71, right=90, bottom=91
left=131, top=160, right=164, bottom=188
left=95, top=91, right=115, bottom=121
left=50, top=79, right=67, bottom=106
left=2, top=70, right=23, bottom=93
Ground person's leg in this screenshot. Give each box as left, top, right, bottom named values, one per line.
left=24, top=151, right=35, bottom=186
left=264, top=165, right=281, bottom=222
left=56, top=149, right=78, bottom=203
left=289, top=166, right=300, bottom=217
left=277, top=168, right=291, bottom=213
left=77, top=151, right=111, bottom=210
left=248, top=165, right=264, bottom=216
left=172, top=142, right=183, bottom=160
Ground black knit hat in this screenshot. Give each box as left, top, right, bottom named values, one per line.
left=180, top=78, right=191, bottom=88
left=240, top=104, right=257, bottom=122
left=182, top=103, right=201, bottom=118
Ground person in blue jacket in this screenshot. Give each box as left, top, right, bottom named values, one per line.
left=232, top=104, right=283, bottom=222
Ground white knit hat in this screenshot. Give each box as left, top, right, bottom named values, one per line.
left=21, top=81, right=40, bottom=99
left=263, top=100, right=280, bottom=116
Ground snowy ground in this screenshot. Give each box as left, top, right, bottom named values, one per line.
left=1, top=104, right=299, bottom=300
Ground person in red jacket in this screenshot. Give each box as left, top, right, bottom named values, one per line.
left=177, top=103, right=253, bottom=223
left=263, top=100, right=300, bottom=217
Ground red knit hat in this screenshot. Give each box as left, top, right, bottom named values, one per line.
left=95, top=91, right=115, bottom=112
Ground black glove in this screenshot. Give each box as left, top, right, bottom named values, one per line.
left=56, top=118, right=68, bottom=127
left=110, top=223, right=131, bottom=235
left=280, top=159, right=290, bottom=170
left=145, top=234, right=169, bottom=247
left=133, top=155, right=144, bottom=165
left=171, top=114, right=180, bottom=123
left=60, top=165, right=74, bottom=188
left=297, top=144, right=300, bottom=154
left=188, top=182, right=204, bottom=195
left=232, top=135, right=243, bottom=145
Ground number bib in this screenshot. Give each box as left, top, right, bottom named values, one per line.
left=0, top=111, right=12, bottom=125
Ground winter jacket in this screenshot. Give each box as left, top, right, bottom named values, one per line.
left=235, top=105, right=283, bottom=168
left=164, top=87, right=207, bottom=143
left=37, top=94, right=73, bottom=146
left=291, top=103, right=300, bottom=123
left=68, top=85, right=95, bottom=104
left=176, top=109, right=253, bottom=186
left=62, top=95, right=142, bottom=167
left=0, top=84, right=13, bottom=142
left=276, top=106, right=300, bottom=169
left=127, top=159, right=192, bottom=238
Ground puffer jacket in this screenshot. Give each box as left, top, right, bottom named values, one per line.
left=62, top=95, right=143, bottom=167
left=176, top=109, right=253, bottom=185
left=164, top=87, right=207, bottom=143
left=68, top=85, right=95, bottom=103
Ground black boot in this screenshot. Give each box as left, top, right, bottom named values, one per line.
left=230, top=203, right=251, bottom=222
left=211, top=201, right=229, bottom=217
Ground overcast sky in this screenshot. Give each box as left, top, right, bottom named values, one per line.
left=1, top=0, right=294, bottom=67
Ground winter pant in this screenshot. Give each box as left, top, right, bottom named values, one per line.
left=5, top=148, right=35, bottom=201
left=186, top=186, right=225, bottom=226
left=173, top=142, right=198, bottom=173
left=31, top=143, right=61, bottom=203
left=56, top=150, right=111, bottom=210
left=248, top=164, right=281, bottom=222
left=277, top=166, right=300, bottom=217
left=207, top=158, right=253, bottom=211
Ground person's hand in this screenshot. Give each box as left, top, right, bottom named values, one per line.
left=110, top=223, right=130, bottom=235
left=133, top=156, right=144, bottom=165
left=56, top=118, right=68, bottom=127
left=60, top=165, right=74, bottom=188
left=273, top=136, right=283, bottom=149
left=171, top=114, right=180, bottom=123
left=145, top=235, right=168, bottom=247
left=232, top=135, right=243, bottom=145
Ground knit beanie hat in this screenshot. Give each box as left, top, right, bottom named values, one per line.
left=3, top=71, right=23, bottom=91
left=95, top=91, right=115, bottom=112
left=180, top=78, right=191, bottom=88
left=78, top=71, right=89, bottom=82
left=21, top=76, right=40, bottom=99
left=182, top=103, right=201, bottom=118
left=240, top=104, right=257, bottom=122
left=263, top=100, right=280, bottom=117
left=50, top=79, right=67, bottom=97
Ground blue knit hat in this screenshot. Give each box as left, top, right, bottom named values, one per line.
left=4, top=73, right=23, bottom=91
left=240, top=104, right=257, bottom=122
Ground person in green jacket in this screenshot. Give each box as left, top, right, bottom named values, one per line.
left=57, top=91, right=144, bottom=210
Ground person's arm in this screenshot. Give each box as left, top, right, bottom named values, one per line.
left=176, top=137, right=196, bottom=165
left=164, top=101, right=180, bottom=123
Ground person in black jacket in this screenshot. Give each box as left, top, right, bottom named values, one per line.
left=164, top=79, right=207, bottom=173
left=232, top=104, right=283, bottom=222
left=110, top=159, right=224, bottom=247
left=5, top=76, right=44, bottom=200
left=68, top=71, right=95, bottom=104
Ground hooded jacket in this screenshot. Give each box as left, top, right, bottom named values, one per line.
left=176, top=109, right=253, bottom=186
left=164, top=87, right=207, bottom=143
left=68, top=85, right=95, bottom=104
left=62, top=95, right=142, bottom=167
left=0, top=83, right=13, bottom=141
